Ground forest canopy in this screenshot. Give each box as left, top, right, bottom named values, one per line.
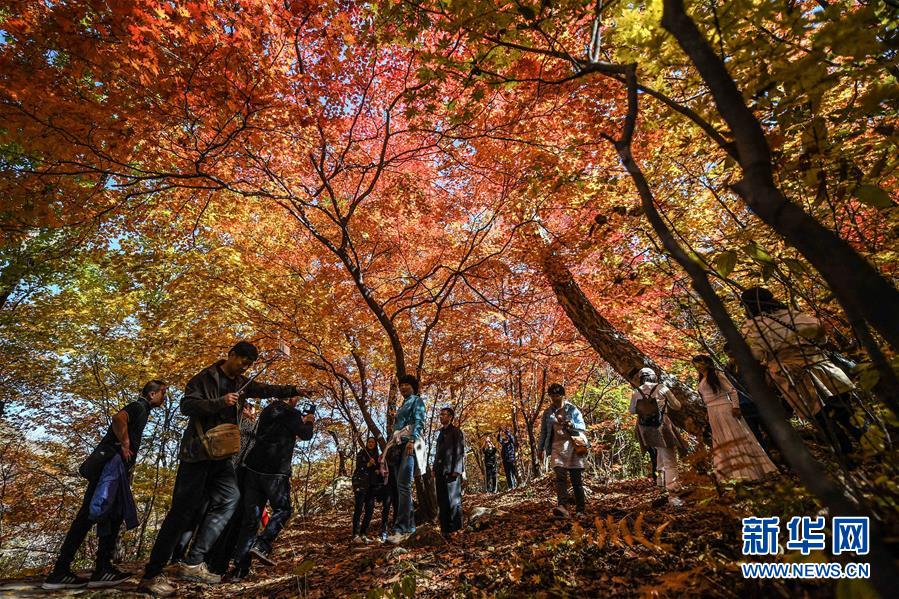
left=0, top=0, right=897, bottom=597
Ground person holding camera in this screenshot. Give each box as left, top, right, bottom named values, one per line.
left=231, top=394, right=316, bottom=577
left=351, top=436, right=381, bottom=543
left=538, top=384, right=589, bottom=518
left=138, top=342, right=310, bottom=596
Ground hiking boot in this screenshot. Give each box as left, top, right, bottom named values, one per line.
left=42, top=570, right=89, bottom=590
left=137, top=574, right=176, bottom=597
left=249, top=544, right=276, bottom=567
left=176, top=561, right=221, bottom=584
left=88, top=565, right=130, bottom=588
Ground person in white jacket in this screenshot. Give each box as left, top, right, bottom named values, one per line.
left=629, top=368, right=683, bottom=501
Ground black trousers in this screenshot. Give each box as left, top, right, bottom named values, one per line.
left=352, top=488, right=376, bottom=536
left=485, top=467, right=497, bottom=493
left=234, top=470, right=292, bottom=565
left=435, top=473, right=462, bottom=534
left=502, top=460, right=517, bottom=490
left=53, top=475, right=122, bottom=574
left=206, top=466, right=248, bottom=573
left=144, top=459, right=239, bottom=578
left=553, top=467, right=585, bottom=513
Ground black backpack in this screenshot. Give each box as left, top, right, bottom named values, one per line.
left=635, top=384, right=666, bottom=428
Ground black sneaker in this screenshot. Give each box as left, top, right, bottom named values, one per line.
left=42, top=570, right=89, bottom=590
left=88, top=566, right=130, bottom=588
left=249, top=544, right=276, bottom=567
left=226, top=562, right=250, bottom=582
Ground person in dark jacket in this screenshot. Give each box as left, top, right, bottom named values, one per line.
left=497, top=428, right=518, bottom=490
left=138, top=342, right=311, bottom=596
left=434, top=407, right=465, bottom=535
left=43, top=380, right=168, bottom=591
left=231, top=395, right=315, bottom=576
left=482, top=438, right=498, bottom=493
left=351, top=437, right=380, bottom=543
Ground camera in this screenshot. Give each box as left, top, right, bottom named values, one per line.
left=299, top=401, right=317, bottom=416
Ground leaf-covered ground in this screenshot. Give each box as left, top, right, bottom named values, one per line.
left=1, top=475, right=844, bottom=598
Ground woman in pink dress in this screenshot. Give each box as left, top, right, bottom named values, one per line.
left=692, top=355, right=777, bottom=482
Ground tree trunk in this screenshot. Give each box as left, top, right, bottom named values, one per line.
left=541, top=249, right=707, bottom=434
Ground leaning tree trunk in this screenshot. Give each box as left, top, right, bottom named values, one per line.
left=542, top=249, right=707, bottom=434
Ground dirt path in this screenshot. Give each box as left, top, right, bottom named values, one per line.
left=1, top=476, right=830, bottom=598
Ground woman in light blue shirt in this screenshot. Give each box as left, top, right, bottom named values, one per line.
left=386, top=374, right=427, bottom=543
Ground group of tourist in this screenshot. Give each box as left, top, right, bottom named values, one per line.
left=43, top=342, right=315, bottom=595
left=41, top=286, right=868, bottom=594
left=631, top=286, right=867, bottom=507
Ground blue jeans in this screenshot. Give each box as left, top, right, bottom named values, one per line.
left=394, top=452, right=416, bottom=534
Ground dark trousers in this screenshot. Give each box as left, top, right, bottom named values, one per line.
left=485, top=467, right=497, bottom=493
left=646, top=447, right=658, bottom=483
left=352, top=489, right=376, bottom=536
left=435, top=473, right=462, bottom=534
left=553, top=467, right=585, bottom=513
left=234, top=470, right=292, bottom=565
left=144, top=459, right=239, bottom=578
left=53, top=476, right=123, bottom=574
left=206, top=466, right=248, bottom=573
left=380, top=477, right=398, bottom=536
left=170, top=497, right=209, bottom=564
left=821, top=392, right=865, bottom=455
left=502, top=460, right=517, bottom=490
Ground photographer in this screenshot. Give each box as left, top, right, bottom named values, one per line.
left=231, top=395, right=315, bottom=577
left=139, top=342, right=308, bottom=595
left=538, top=384, right=588, bottom=518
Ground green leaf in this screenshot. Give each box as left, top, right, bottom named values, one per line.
left=294, top=560, right=315, bottom=576
left=743, top=241, right=775, bottom=265
left=761, top=262, right=776, bottom=281
left=783, top=258, right=807, bottom=276
left=714, top=250, right=738, bottom=277
left=859, top=368, right=880, bottom=391
left=855, top=185, right=894, bottom=209
left=401, top=574, right=416, bottom=597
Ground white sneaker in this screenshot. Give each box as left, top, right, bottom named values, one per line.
left=385, top=532, right=408, bottom=545
left=668, top=496, right=684, bottom=507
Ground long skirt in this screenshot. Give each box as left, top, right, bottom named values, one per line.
left=708, top=403, right=777, bottom=482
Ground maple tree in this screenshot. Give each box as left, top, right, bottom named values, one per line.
left=0, top=0, right=897, bottom=595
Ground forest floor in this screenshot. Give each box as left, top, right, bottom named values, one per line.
left=1, top=474, right=847, bottom=598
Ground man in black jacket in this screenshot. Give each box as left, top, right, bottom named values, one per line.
left=232, top=395, right=315, bottom=576
left=139, top=342, right=311, bottom=596
left=43, top=380, right=168, bottom=590
left=498, top=428, right=518, bottom=490
left=433, top=407, right=465, bottom=535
